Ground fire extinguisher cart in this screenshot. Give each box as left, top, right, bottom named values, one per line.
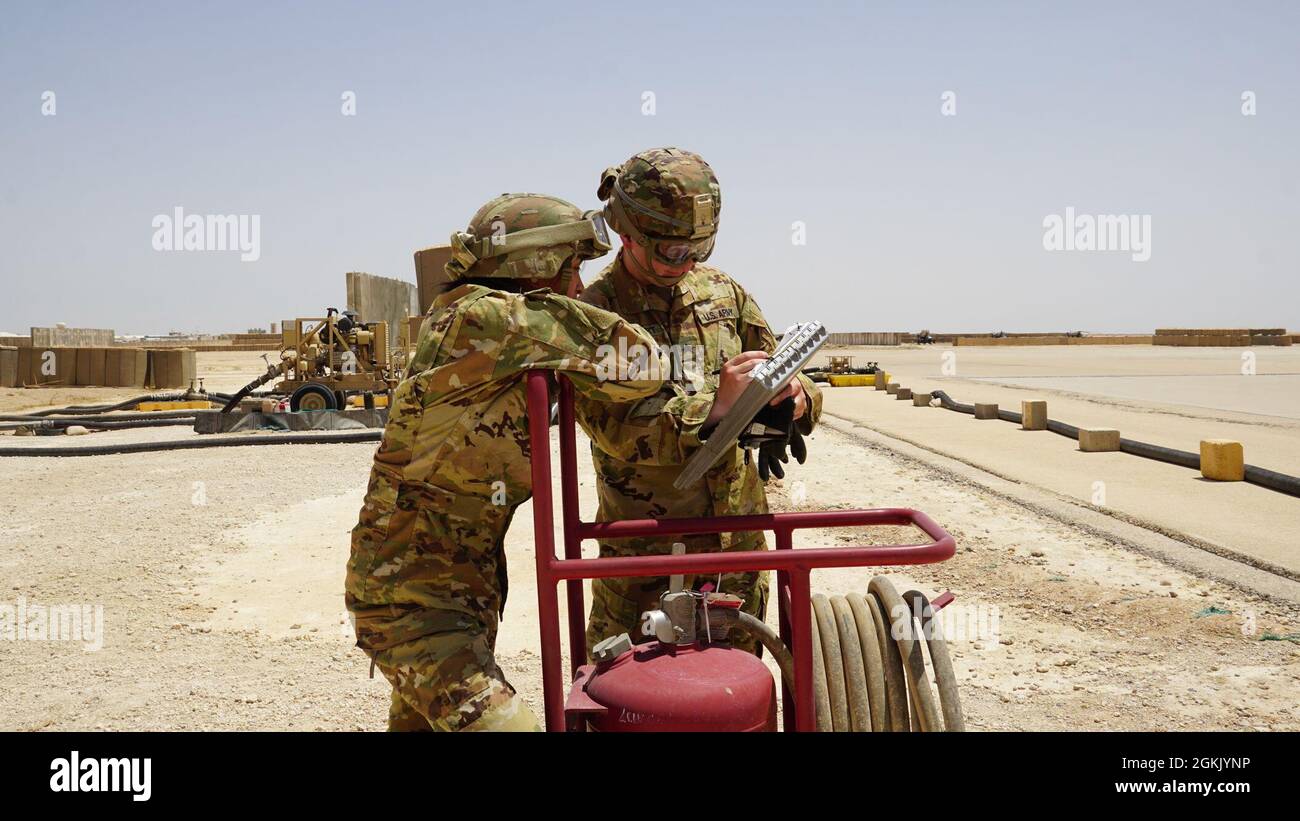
left=526, top=372, right=960, bottom=732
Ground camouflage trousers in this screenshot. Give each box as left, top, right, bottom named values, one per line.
left=585, top=531, right=769, bottom=659
left=346, top=471, right=539, bottom=732
left=365, top=616, right=540, bottom=732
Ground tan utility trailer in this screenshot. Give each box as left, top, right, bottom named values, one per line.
left=221, top=308, right=402, bottom=413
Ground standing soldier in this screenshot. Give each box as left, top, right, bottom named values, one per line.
left=577, top=148, right=823, bottom=656
left=346, top=193, right=667, bottom=731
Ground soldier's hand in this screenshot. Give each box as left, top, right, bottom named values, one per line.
left=704, top=351, right=768, bottom=428
left=769, top=380, right=808, bottom=420
left=746, top=397, right=805, bottom=483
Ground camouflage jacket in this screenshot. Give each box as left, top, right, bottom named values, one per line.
left=575, top=257, right=823, bottom=549
left=346, top=282, right=665, bottom=649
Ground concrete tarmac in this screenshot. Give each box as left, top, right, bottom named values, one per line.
left=816, top=345, right=1300, bottom=577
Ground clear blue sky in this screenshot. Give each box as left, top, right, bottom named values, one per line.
left=2, top=1, right=1296, bottom=335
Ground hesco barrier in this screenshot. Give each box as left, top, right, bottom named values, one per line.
left=1153, top=328, right=1292, bottom=347
left=954, top=335, right=1154, bottom=346
left=30, top=327, right=114, bottom=347
left=824, top=332, right=905, bottom=346
left=0, top=346, right=17, bottom=387
left=5, top=347, right=198, bottom=388
left=228, top=333, right=282, bottom=346
left=1155, top=327, right=1287, bottom=335
left=179, top=344, right=279, bottom=352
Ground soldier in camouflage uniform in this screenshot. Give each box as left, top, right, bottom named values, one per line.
left=577, top=148, right=823, bottom=656
left=346, top=193, right=667, bottom=731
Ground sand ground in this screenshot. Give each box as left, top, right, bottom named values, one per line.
left=1, top=348, right=1298, bottom=731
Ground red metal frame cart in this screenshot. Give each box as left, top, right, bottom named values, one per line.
left=526, top=371, right=956, bottom=731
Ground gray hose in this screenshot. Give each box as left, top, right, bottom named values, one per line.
left=869, top=577, right=943, bottom=731
left=715, top=609, right=796, bottom=695
left=900, top=589, right=965, bottom=731
left=721, top=577, right=964, bottom=732
left=844, top=593, right=888, bottom=731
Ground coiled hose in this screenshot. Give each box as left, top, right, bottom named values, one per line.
left=720, top=575, right=964, bottom=732
left=930, top=389, right=1300, bottom=499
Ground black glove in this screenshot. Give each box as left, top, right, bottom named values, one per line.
left=739, top=396, right=808, bottom=482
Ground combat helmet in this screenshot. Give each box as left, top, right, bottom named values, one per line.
left=445, top=193, right=612, bottom=287
left=597, top=147, right=722, bottom=266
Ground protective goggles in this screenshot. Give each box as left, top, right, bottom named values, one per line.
left=456, top=211, right=613, bottom=263
left=645, top=231, right=716, bottom=265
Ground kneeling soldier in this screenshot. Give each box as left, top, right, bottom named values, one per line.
left=346, top=193, right=667, bottom=731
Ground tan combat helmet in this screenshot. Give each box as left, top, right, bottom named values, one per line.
left=597, top=147, right=722, bottom=266
left=445, top=193, right=612, bottom=290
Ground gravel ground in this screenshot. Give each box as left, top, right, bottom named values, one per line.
left=2, top=414, right=1297, bottom=731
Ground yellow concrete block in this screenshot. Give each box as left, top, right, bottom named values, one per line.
left=974, top=403, right=998, bottom=420
left=346, top=394, right=390, bottom=408
left=895, top=388, right=913, bottom=400
left=1021, top=400, right=1047, bottom=430
left=1200, top=439, right=1244, bottom=481
left=136, top=400, right=214, bottom=412
left=912, top=392, right=932, bottom=406
left=1078, top=428, right=1120, bottom=452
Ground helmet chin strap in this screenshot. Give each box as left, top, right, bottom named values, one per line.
left=607, top=205, right=687, bottom=288
left=556, top=255, right=578, bottom=297
left=620, top=245, right=683, bottom=288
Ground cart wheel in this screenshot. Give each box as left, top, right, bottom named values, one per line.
left=334, top=390, right=348, bottom=410
left=290, top=383, right=336, bottom=412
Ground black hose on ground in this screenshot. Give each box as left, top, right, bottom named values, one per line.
left=931, top=390, right=975, bottom=415
left=1119, top=438, right=1201, bottom=470
left=928, top=389, right=1300, bottom=499
left=1245, top=465, right=1300, bottom=497
left=221, top=365, right=283, bottom=413
left=1047, top=419, right=1079, bottom=438
left=16, top=392, right=190, bottom=417
left=0, top=409, right=204, bottom=423
left=220, top=385, right=257, bottom=414
left=0, top=417, right=196, bottom=433
left=74, top=418, right=196, bottom=431
left=0, top=430, right=381, bottom=457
